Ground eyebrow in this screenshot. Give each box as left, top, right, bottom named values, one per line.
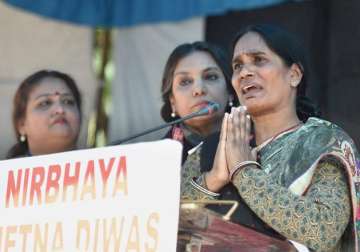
left=34, top=93, right=73, bottom=100
left=232, top=50, right=266, bottom=64
left=203, top=67, right=220, bottom=72
left=174, top=66, right=220, bottom=76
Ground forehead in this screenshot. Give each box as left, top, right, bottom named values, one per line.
left=233, top=32, right=271, bottom=58
left=174, top=51, right=219, bottom=73
left=29, top=78, right=72, bottom=99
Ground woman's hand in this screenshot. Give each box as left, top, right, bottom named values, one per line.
left=205, top=113, right=231, bottom=192
left=226, top=106, right=256, bottom=173
left=205, top=106, right=257, bottom=192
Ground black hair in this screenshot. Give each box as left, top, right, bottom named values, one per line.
left=161, top=41, right=238, bottom=122
left=231, top=24, right=320, bottom=122
left=6, top=70, right=82, bottom=159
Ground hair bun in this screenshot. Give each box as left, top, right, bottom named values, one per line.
left=296, top=96, right=320, bottom=122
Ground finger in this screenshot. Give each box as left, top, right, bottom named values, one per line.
left=227, top=107, right=236, bottom=142
left=239, top=106, right=246, bottom=140
left=232, top=106, right=241, bottom=140
left=219, top=113, right=228, bottom=144
left=245, top=114, right=251, bottom=145
left=251, top=148, right=258, bottom=161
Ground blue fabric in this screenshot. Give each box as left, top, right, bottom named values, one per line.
left=4, top=0, right=297, bottom=27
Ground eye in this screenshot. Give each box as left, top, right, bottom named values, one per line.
left=178, top=78, right=192, bottom=86
left=205, top=73, right=219, bottom=81
left=62, top=97, right=76, bottom=106
left=233, top=63, right=243, bottom=71
left=37, top=99, right=52, bottom=108
left=254, top=55, right=266, bottom=65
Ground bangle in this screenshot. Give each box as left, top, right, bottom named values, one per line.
left=229, top=160, right=261, bottom=180
left=190, top=175, right=220, bottom=197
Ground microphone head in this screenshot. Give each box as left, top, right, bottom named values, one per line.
left=196, top=102, right=220, bottom=116
left=208, top=102, right=220, bottom=114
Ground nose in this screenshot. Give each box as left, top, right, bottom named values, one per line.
left=239, top=64, right=255, bottom=80
left=192, top=78, right=206, bottom=96
left=53, top=102, right=65, bottom=115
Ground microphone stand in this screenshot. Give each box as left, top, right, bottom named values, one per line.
left=109, top=103, right=219, bottom=145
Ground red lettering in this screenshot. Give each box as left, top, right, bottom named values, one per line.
left=30, top=167, right=45, bottom=205
left=63, top=162, right=80, bottom=202
left=5, top=170, right=22, bottom=208
left=80, top=160, right=96, bottom=200
left=113, top=156, right=128, bottom=196
left=99, top=157, right=115, bottom=198
left=45, top=165, right=61, bottom=203
left=21, top=169, right=30, bottom=206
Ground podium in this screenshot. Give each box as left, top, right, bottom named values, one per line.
left=178, top=200, right=296, bottom=252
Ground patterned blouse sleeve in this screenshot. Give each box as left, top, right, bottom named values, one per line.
left=232, top=156, right=351, bottom=251
left=181, top=147, right=217, bottom=200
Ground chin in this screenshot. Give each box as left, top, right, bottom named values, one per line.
left=191, top=113, right=221, bottom=124
left=51, top=128, right=76, bottom=136
left=186, top=115, right=222, bottom=133
left=242, top=100, right=268, bottom=117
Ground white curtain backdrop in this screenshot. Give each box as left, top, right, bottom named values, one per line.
left=110, top=17, right=204, bottom=143
left=0, top=2, right=96, bottom=159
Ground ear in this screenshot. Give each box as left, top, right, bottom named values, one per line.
left=169, top=94, right=176, bottom=112
left=17, top=118, right=27, bottom=136
left=228, top=94, right=234, bottom=104
left=289, top=63, right=303, bottom=88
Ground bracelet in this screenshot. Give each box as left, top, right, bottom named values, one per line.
left=190, top=176, right=220, bottom=197
left=229, top=160, right=261, bottom=180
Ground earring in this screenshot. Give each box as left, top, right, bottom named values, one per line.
left=171, top=111, right=176, bottom=118
left=20, top=135, right=26, bottom=142
left=228, top=100, right=234, bottom=107
left=291, top=80, right=298, bottom=87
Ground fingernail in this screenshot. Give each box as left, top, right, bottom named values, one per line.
left=246, top=114, right=251, bottom=119
left=238, top=106, right=246, bottom=112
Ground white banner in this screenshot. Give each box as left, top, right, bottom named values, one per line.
left=0, top=139, right=182, bottom=252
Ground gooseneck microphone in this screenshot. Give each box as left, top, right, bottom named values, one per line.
left=110, top=102, right=220, bottom=145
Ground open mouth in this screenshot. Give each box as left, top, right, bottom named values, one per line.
left=53, top=118, right=67, bottom=125
left=241, top=84, right=262, bottom=96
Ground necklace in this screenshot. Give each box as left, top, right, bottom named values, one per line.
left=255, top=121, right=303, bottom=152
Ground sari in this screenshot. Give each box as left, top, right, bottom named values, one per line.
left=182, top=117, right=360, bottom=251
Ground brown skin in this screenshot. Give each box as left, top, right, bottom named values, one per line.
left=205, top=32, right=303, bottom=191
left=170, top=51, right=230, bottom=137
left=18, top=77, right=81, bottom=155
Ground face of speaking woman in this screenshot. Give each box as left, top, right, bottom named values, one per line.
left=231, top=31, right=303, bottom=123
left=169, top=51, right=230, bottom=136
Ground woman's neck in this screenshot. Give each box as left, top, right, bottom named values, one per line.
left=252, top=107, right=301, bottom=146
left=30, top=143, right=76, bottom=156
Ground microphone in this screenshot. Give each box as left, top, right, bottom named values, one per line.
left=110, top=102, right=220, bottom=145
